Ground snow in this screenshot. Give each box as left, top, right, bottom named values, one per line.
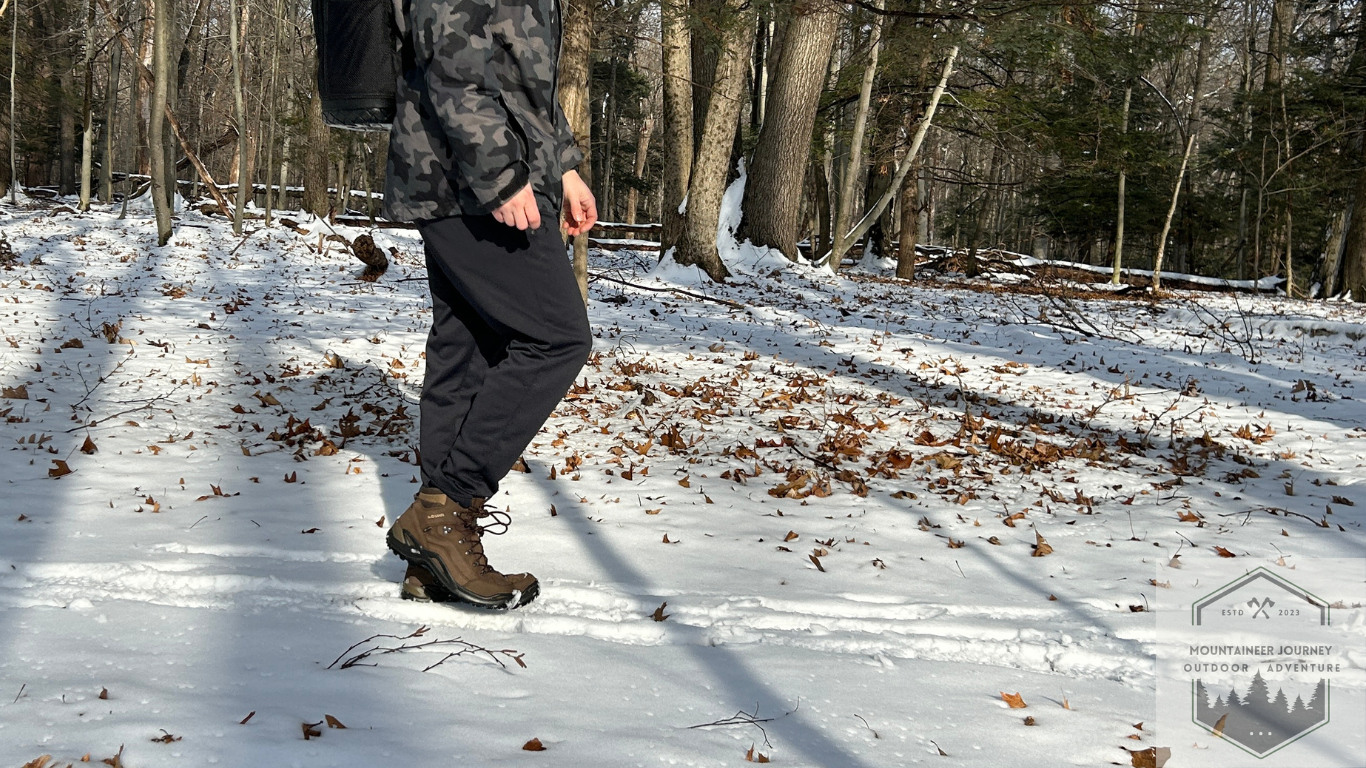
left=3, top=196, right=1366, bottom=766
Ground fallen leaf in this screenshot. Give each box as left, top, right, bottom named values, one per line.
left=809, top=553, right=826, bottom=572
left=48, top=459, right=73, bottom=478
left=2, top=385, right=29, bottom=400
left=1032, top=531, right=1053, bottom=557
left=376, top=515, right=385, bottom=528
left=784, top=530, right=799, bottom=542
left=1214, top=546, right=1236, bottom=558
left=98, top=687, right=109, bottom=699
left=302, top=721, right=323, bottom=740
left=20, top=756, right=50, bottom=768
left=81, top=436, right=98, bottom=454
left=1001, top=691, right=1027, bottom=708
left=324, top=714, right=346, bottom=729
left=150, top=730, right=182, bottom=744
left=522, top=738, right=546, bottom=752
left=651, top=602, right=669, bottom=622
left=239, top=711, right=255, bottom=724
left=1023, top=715, right=1036, bottom=726
left=1129, top=746, right=1172, bottom=768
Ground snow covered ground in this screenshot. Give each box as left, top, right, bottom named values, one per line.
left=2, top=196, right=1366, bottom=767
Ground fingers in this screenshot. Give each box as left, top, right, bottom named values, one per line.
left=494, top=185, right=541, bottom=231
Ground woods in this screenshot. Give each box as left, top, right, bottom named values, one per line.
left=6, top=0, right=1366, bottom=294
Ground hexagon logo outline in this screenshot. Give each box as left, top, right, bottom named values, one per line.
left=1187, top=567, right=1332, bottom=757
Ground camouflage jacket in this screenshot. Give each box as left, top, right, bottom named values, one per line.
left=383, top=0, right=582, bottom=223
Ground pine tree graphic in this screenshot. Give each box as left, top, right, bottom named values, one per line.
left=1195, top=674, right=1328, bottom=754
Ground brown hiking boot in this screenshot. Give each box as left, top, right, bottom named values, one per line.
left=386, top=488, right=538, bottom=608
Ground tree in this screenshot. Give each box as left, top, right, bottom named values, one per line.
left=738, top=0, right=841, bottom=261
left=667, top=0, right=755, bottom=281
left=149, top=0, right=175, bottom=243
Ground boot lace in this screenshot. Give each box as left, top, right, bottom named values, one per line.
left=452, top=500, right=513, bottom=574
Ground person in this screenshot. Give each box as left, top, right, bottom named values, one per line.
left=380, top=0, right=597, bottom=609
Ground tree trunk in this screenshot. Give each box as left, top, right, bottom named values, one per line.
left=230, top=0, right=247, bottom=232
left=1150, top=134, right=1197, bottom=292
left=829, top=0, right=885, bottom=271
left=689, top=0, right=720, bottom=157
left=659, top=0, right=693, bottom=255
left=1322, top=208, right=1348, bottom=297
left=560, top=0, right=592, bottom=301
left=1110, top=84, right=1131, bottom=283
left=262, top=0, right=282, bottom=224
left=2, top=0, right=13, bottom=202
left=625, top=115, right=653, bottom=225
left=737, top=0, right=839, bottom=261
left=671, top=0, right=755, bottom=281
left=77, top=0, right=95, bottom=210
left=895, top=158, right=918, bottom=278
left=149, top=0, right=173, bottom=243
left=302, top=87, right=330, bottom=217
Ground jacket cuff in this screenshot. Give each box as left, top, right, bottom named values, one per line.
left=560, top=143, right=584, bottom=173
left=482, top=160, right=532, bottom=212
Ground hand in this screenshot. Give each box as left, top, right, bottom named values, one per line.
left=561, top=170, right=598, bottom=237
left=493, top=184, right=542, bottom=231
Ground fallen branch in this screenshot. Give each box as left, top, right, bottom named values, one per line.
left=588, top=272, right=746, bottom=309
left=328, top=625, right=526, bottom=672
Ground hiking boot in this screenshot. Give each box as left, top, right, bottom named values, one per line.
left=386, top=488, right=539, bottom=608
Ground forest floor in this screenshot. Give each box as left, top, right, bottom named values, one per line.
left=2, top=195, right=1365, bottom=767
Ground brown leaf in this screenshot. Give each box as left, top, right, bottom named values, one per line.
left=1023, top=715, right=1036, bottom=726
left=21, top=756, right=51, bottom=768
left=784, top=530, right=799, bottom=542
left=324, top=714, right=346, bottom=729
left=302, top=721, right=323, bottom=740
left=1177, top=510, right=1200, bottom=523
left=80, top=435, right=98, bottom=454
left=48, top=459, right=73, bottom=478
left=522, top=738, right=547, bottom=752
left=1003, top=512, right=1026, bottom=527
left=1001, top=691, right=1027, bottom=708
left=239, top=711, right=255, bottom=724
left=1032, top=531, right=1054, bottom=557
left=284, top=471, right=298, bottom=483
left=1129, top=746, right=1172, bottom=768
left=3, top=385, right=30, bottom=399
left=1214, top=546, right=1236, bottom=558
left=98, top=687, right=109, bottom=700
left=651, top=602, right=669, bottom=622
left=678, top=475, right=691, bottom=488
left=150, top=730, right=182, bottom=743
left=511, top=456, right=530, bottom=473
left=1211, top=712, right=1228, bottom=737
left=809, top=554, right=826, bottom=572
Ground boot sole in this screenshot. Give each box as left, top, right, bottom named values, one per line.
left=387, top=530, right=539, bottom=609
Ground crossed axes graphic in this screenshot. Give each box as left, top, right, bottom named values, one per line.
left=1248, top=597, right=1275, bottom=618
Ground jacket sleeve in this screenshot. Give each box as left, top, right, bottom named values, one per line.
left=421, top=0, right=529, bottom=211
left=555, top=99, right=584, bottom=173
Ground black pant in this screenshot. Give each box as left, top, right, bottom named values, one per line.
left=416, top=215, right=592, bottom=506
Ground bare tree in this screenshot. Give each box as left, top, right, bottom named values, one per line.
left=738, top=0, right=841, bottom=261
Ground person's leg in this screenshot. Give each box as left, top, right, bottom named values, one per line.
left=417, top=214, right=592, bottom=504
left=418, top=244, right=503, bottom=494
